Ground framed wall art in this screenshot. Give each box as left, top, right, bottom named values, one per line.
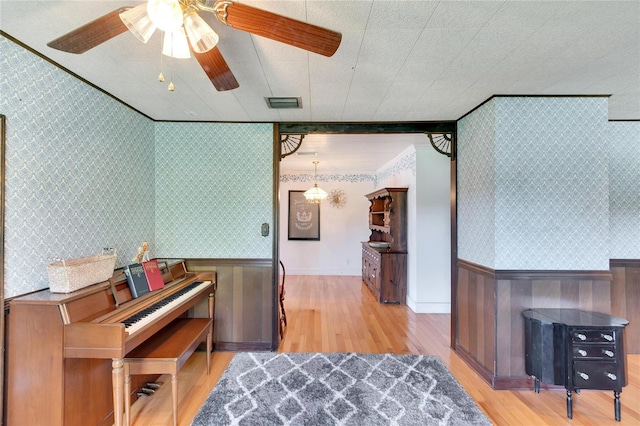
left=288, top=190, right=320, bottom=240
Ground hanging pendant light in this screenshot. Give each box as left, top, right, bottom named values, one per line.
left=304, top=161, right=328, bottom=203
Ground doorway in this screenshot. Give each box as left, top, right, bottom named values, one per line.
left=274, top=122, right=456, bottom=345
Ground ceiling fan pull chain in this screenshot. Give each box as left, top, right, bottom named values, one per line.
left=168, top=58, right=175, bottom=91
left=158, top=32, right=165, bottom=83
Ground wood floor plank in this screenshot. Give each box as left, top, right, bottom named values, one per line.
left=129, top=275, right=640, bottom=425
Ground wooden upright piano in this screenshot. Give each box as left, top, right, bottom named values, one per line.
left=6, top=259, right=215, bottom=426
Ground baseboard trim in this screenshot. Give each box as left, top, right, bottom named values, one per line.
left=454, top=345, right=495, bottom=387
left=406, top=297, right=450, bottom=313
left=454, top=344, right=535, bottom=390
left=285, top=269, right=362, bottom=276
left=214, top=341, right=272, bottom=352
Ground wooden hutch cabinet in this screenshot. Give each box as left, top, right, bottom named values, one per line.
left=361, top=187, right=408, bottom=304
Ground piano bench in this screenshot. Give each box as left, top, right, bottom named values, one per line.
left=123, top=317, right=213, bottom=426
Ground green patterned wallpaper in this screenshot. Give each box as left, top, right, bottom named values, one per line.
left=458, top=96, right=611, bottom=270
left=1, top=36, right=156, bottom=297
left=154, top=122, right=273, bottom=258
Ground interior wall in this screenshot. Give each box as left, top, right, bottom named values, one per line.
left=609, top=121, right=640, bottom=259
left=279, top=172, right=373, bottom=275
left=458, top=96, right=611, bottom=270
left=279, top=132, right=452, bottom=314
left=493, top=97, right=609, bottom=270
left=456, top=100, right=497, bottom=268
left=376, top=142, right=452, bottom=313
left=0, top=35, right=277, bottom=299
left=414, top=143, right=451, bottom=313
left=0, top=36, right=155, bottom=298
left=155, top=122, right=273, bottom=259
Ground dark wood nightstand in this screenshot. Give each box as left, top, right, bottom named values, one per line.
left=523, top=308, right=629, bottom=421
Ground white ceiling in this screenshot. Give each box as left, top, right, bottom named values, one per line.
left=1, top=0, right=639, bottom=172
left=281, top=132, right=424, bottom=172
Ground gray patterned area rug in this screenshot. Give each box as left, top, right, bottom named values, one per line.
left=191, top=352, right=492, bottom=425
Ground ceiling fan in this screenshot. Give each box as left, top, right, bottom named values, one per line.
left=47, top=0, right=342, bottom=91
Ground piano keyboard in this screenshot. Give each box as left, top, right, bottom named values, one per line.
left=123, top=280, right=211, bottom=335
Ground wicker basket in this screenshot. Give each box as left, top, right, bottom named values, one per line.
left=48, top=249, right=117, bottom=293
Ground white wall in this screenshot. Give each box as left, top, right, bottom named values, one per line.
left=376, top=141, right=451, bottom=313
left=413, top=143, right=451, bottom=313
left=279, top=174, right=373, bottom=275
left=279, top=134, right=452, bottom=314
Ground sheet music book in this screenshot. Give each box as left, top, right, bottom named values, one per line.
left=124, top=263, right=150, bottom=298
left=142, top=259, right=165, bottom=292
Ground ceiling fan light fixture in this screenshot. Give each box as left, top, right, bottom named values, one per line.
left=162, top=27, right=191, bottom=58
left=184, top=11, right=219, bottom=53
left=147, top=0, right=183, bottom=32
left=120, top=4, right=157, bottom=43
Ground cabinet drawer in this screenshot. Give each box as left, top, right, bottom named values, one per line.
left=571, top=329, right=616, bottom=343
left=573, top=361, right=623, bottom=390
left=572, top=344, right=617, bottom=360
left=362, top=249, right=380, bottom=265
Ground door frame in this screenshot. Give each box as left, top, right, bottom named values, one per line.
left=272, top=121, right=457, bottom=348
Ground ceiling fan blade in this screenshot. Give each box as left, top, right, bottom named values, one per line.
left=47, top=7, right=131, bottom=54
left=193, top=46, right=239, bottom=91
left=213, top=1, right=341, bottom=57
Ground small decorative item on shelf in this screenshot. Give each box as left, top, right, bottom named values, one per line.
left=132, top=240, right=150, bottom=263
left=47, top=248, right=118, bottom=293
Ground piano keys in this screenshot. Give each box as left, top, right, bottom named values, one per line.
left=123, top=280, right=212, bottom=335
left=6, top=259, right=215, bottom=426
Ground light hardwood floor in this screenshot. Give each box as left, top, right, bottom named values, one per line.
left=129, top=275, right=640, bottom=425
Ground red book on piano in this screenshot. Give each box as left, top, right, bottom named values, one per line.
left=142, top=259, right=165, bottom=291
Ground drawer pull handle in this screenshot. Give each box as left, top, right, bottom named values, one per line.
left=578, top=372, right=589, bottom=380
left=607, top=373, right=617, bottom=381
left=577, top=349, right=587, bottom=356
left=576, top=333, right=587, bottom=341
left=602, top=334, right=613, bottom=341
left=604, top=350, right=614, bottom=358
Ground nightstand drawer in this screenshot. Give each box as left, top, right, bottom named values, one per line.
left=572, top=344, right=617, bottom=360
left=571, top=329, right=616, bottom=343
left=573, top=361, right=623, bottom=390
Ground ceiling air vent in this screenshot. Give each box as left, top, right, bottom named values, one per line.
left=266, top=97, right=302, bottom=109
